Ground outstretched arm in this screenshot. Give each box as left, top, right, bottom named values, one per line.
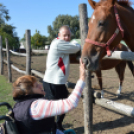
left=30, top=59, right=86, bottom=120
left=30, top=80, right=85, bottom=120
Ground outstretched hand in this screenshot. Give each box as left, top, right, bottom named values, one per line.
left=79, top=58, right=86, bottom=81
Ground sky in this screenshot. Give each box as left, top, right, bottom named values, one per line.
left=1, top=0, right=134, bottom=39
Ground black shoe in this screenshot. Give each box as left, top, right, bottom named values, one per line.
left=56, top=124, right=65, bottom=132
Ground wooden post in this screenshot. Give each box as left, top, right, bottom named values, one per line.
left=5, top=38, right=12, bottom=82
left=26, top=30, right=31, bottom=75
left=0, top=36, right=3, bottom=75
left=79, top=4, right=93, bottom=134
left=79, top=4, right=89, bottom=50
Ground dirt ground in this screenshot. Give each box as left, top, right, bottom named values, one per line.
left=2, top=54, right=134, bottom=134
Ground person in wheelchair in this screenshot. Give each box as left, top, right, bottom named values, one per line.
left=12, top=59, right=86, bottom=134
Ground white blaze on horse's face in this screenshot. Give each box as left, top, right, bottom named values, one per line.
left=91, top=15, right=95, bottom=23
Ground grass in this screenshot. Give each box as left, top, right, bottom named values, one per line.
left=0, top=75, right=14, bottom=122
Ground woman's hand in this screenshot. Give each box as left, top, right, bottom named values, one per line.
left=79, top=58, right=86, bottom=81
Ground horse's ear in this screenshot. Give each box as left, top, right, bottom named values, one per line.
left=108, top=0, right=116, bottom=5
left=88, top=0, right=96, bottom=9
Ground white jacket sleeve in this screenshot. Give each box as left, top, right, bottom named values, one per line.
left=57, top=40, right=81, bottom=54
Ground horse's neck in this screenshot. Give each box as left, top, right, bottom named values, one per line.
left=119, top=5, right=134, bottom=51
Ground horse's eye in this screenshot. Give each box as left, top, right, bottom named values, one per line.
left=98, top=21, right=104, bottom=27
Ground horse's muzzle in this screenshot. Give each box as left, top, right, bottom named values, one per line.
left=83, top=57, right=90, bottom=70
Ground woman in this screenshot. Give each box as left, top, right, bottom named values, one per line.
left=12, top=59, right=86, bottom=134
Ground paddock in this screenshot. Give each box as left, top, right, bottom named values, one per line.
left=1, top=3, right=134, bottom=134
left=0, top=52, right=133, bottom=134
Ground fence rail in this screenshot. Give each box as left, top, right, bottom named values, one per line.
left=0, top=30, right=47, bottom=82
left=32, top=49, right=48, bottom=54
left=9, top=50, right=27, bottom=57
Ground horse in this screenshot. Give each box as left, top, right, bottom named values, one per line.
left=81, top=0, right=134, bottom=72
left=94, top=43, right=134, bottom=97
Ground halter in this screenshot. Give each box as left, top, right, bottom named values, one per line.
left=85, top=5, right=124, bottom=57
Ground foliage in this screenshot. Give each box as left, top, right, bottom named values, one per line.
left=0, top=24, right=19, bottom=48
left=47, top=15, right=80, bottom=42
left=0, top=3, right=11, bottom=27
left=20, top=30, right=49, bottom=48
left=0, top=3, right=19, bottom=49
left=31, top=30, right=48, bottom=48
left=20, top=34, right=25, bottom=42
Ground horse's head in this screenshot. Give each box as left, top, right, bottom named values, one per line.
left=82, top=0, right=124, bottom=71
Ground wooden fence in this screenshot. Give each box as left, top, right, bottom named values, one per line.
left=1, top=4, right=134, bottom=134
left=0, top=30, right=48, bottom=83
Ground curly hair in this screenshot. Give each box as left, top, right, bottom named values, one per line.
left=13, top=75, right=37, bottom=98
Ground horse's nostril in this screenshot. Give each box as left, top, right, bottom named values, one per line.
left=83, top=57, right=89, bottom=65
left=83, top=57, right=90, bottom=69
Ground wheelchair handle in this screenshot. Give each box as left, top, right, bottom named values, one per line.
left=0, top=115, right=13, bottom=121
left=0, top=102, right=12, bottom=110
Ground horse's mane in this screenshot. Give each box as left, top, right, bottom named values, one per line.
left=117, top=0, right=134, bottom=12
left=117, top=0, right=132, bottom=7
left=97, top=0, right=133, bottom=12
left=97, top=0, right=132, bottom=7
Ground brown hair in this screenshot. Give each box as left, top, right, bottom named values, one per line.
left=13, top=75, right=37, bottom=98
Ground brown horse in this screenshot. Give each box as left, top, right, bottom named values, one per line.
left=81, top=0, right=134, bottom=71
left=95, top=43, right=134, bottom=97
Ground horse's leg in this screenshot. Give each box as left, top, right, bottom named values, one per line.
left=127, top=61, right=134, bottom=76
left=95, top=70, right=104, bottom=98
left=115, top=61, right=126, bottom=97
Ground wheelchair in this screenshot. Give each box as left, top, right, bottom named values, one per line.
left=0, top=102, right=19, bottom=134
left=0, top=102, right=76, bottom=134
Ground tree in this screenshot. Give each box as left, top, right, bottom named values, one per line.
left=0, top=3, right=19, bottom=49
left=47, top=15, right=80, bottom=42
left=31, top=30, right=47, bottom=48
left=0, top=3, right=11, bottom=27
left=20, top=34, right=26, bottom=42
left=0, top=24, right=19, bottom=48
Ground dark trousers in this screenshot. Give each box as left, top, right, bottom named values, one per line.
left=43, top=81, right=69, bottom=125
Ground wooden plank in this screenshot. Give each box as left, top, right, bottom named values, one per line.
left=4, top=59, right=26, bottom=74
left=11, top=64, right=26, bottom=74
left=95, top=98, right=134, bottom=117
left=32, top=49, right=48, bottom=54
left=2, top=48, right=6, bottom=52
left=31, top=69, right=44, bottom=78
left=66, top=81, right=101, bottom=98
left=3, top=59, right=12, bottom=64
left=9, top=50, right=26, bottom=57
left=104, top=51, right=134, bottom=61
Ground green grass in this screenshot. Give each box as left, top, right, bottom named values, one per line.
left=0, top=75, right=15, bottom=122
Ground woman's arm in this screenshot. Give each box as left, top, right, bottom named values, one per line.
left=30, top=59, right=86, bottom=120
left=30, top=80, right=85, bottom=120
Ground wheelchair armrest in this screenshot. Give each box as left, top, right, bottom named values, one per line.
left=0, top=115, right=13, bottom=121
left=0, top=102, right=12, bottom=111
